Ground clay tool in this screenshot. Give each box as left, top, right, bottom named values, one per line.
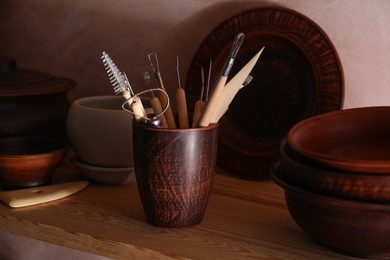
left=0, top=181, right=88, bottom=208
left=192, top=60, right=212, bottom=127
left=205, top=59, right=212, bottom=102
left=210, top=75, right=253, bottom=124
left=101, top=52, right=146, bottom=123
left=191, top=67, right=205, bottom=128
left=144, top=72, right=168, bottom=128
left=175, top=56, right=189, bottom=128
left=148, top=53, right=177, bottom=128
left=198, top=33, right=245, bottom=127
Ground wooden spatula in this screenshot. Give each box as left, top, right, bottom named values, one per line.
left=0, top=181, right=88, bottom=208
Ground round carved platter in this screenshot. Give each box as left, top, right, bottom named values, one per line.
left=185, top=7, right=344, bottom=178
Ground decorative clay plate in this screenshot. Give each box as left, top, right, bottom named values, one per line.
left=185, top=7, right=344, bottom=178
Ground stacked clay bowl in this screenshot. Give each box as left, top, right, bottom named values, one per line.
left=272, top=107, right=390, bottom=258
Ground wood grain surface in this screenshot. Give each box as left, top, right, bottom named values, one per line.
left=0, top=151, right=359, bottom=259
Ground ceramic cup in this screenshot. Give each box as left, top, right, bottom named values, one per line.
left=133, top=122, right=219, bottom=227
left=67, top=95, right=137, bottom=168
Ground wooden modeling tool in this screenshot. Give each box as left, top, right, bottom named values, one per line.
left=198, top=33, right=245, bottom=127
left=211, top=75, right=253, bottom=124
left=101, top=52, right=146, bottom=123
left=144, top=72, right=168, bottom=128
left=148, top=53, right=177, bottom=128
left=0, top=181, right=88, bottom=208
left=210, top=46, right=264, bottom=123
left=175, top=56, right=189, bottom=128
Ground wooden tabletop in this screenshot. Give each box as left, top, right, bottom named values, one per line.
left=0, top=153, right=359, bottom=259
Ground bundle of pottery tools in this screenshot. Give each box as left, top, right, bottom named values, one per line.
left=101, top=32, right=264, bottom=128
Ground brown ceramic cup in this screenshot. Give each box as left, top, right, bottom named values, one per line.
left=133, top=122, right=219, bottom=227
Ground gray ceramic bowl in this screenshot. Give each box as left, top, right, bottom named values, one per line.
left=72, top=157, right=135, bottom=185
left=67, top=95, right=135, bottom=168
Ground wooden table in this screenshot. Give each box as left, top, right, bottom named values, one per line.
left=0, top=153, right=359, bottom=259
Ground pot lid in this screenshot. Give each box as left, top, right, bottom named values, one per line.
left=0, top=56, right=75, bottom=97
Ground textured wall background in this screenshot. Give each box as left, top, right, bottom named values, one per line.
left=1, top=0, right=390, bottom=108
left=1, top=0, right=390, bottom=258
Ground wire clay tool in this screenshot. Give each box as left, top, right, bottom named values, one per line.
left=102, top=52, right=147, bottom=122
left=144, top=72, right=169, bottom=128
left=175, top=56, right=189, bottom=128
left=102, top=52, right=164, bottom=128
left=210, top=46, right=265, bottom=124
left=148, top=53, right=177, bottom=128
left=198, top=32, right=245, bottom=127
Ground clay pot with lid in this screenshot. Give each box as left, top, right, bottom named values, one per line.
left=0, top=56, right=75, bottom=138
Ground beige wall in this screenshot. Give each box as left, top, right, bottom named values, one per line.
left=1, top=0, right=390, bottom=258
left=2, top=0, right=390, bottom=108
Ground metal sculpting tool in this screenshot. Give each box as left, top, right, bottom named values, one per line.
left=148, top=53, right=177, bottom=128
left=101, top=52, right=147, bottom=123
left=198, top=33, right=245, bottom=127
left=175, top=56, right=189, bottom=128
left=144, top=72, right=168, bottom=128
left=191, top=67, right=206, bottom=128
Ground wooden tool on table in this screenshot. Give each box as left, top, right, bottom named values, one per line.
left=175, top=56, right=189, bottom=128
left=198, top=33, right=245, bottom=127
left=210, top=46, right=264, bottom=124
left=144, top=72, right=168, bottom=128
left=101, top=52, right=147, bottom=123
left=0, top=181, right=88, bottom=208
left=148, top=53, right=177, bottom=128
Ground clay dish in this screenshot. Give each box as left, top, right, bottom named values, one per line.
left=185, top=7, right=343, bottom=179
left=0, top=137, right=68, bottom=189
left=72, top=157, right=135, bottom=185
left=271, top=168, right=390, bottom=258
left=288, top=106, right=390, bottom=173
left=278, top=139, right=390, bottom=202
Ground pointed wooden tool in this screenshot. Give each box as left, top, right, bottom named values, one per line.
left=210, top=46, right=264, bottom=124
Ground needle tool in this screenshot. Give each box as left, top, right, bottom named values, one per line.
left=144, top=72, right=168, bottom=128
left=193, top=60, right=212, bottom=127
left=191, top=67, right=205, bottom=128
left=148, top=52, right=177, bottom=128
left=101, top=51, right=146, bottom=123
left=175, top=56, right=189, bottom=128
left=205, top=59, right=212, bottom=102
left=198, top=32, right=245, bottom=127
left=210, top=46, right=264, bottom=124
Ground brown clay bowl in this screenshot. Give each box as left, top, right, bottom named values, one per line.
left=0, top=137, right=68, bottom=189
left=279, top=138, right=390, bottom=202
left=287, top=106, right=390, bottom=174
left=271, top=167, right=390, bottom=258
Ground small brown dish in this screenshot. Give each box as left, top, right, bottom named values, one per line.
left=278, top=138, right=390, bottom=202
left=0, top=137, right=68, bottom=189
left=271, top=167, right=390, bottom=258
left=288, top=106, right=390, bottom=174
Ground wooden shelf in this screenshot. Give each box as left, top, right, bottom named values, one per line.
left=0, top=152, right=356, bottom=259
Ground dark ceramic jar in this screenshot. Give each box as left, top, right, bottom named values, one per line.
left=0, top=56, right=75, bottom=138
